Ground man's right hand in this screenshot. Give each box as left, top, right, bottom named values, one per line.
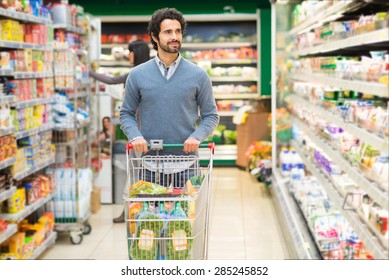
left=131, top=138, right=148, bottom=153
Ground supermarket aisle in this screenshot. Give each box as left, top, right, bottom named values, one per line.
left=39, top=168, right=289, bottom=260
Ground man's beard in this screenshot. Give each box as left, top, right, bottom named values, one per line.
left=159, top=40, right=181, bottom=53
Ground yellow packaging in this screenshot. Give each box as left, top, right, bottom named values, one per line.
left=9, top=232, right=25, bottom=259
left=7, top=188, right=26, bottom=213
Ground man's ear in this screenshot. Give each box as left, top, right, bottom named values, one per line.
left=151, top=33, right=158, bottom=44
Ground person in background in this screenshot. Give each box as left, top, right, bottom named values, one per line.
left=89, top=39, right=150, bottom=85
left=99, top=116, right=114, bottom=158
left=120, top=8, right=219, bottom=186
left=90, top=40, right=150, bottom=223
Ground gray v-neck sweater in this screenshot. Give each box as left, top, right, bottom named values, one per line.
left=120, top=57, right=219, bottom=154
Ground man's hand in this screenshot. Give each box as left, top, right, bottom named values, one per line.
left=131, top=138, right=148, bottom=153
left=183, top=137, right=200, bottom=153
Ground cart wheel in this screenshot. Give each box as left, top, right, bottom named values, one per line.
left=70, top=233, right=83, bottom=245
left=83, top=223, right=92, bottom=235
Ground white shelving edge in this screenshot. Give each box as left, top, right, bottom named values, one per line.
left=189, top=58, right=257, bottom=65
left=272, top=168, right=320, bottom=259
left=13, top=157, right=55, bottom=181
left=214, top=93, right=260, bottom=99
left=218, top=111, right=236, bottom=117
left=293, top=28, right=389, bottom=56
left=0, top=126, right=15, bottom=137
left=292, top=139, right=388, bottom=260
left=0, top=40, right=52, bottom=51
left=0, top=7, right=52, bottom=25
left=211, top=76, right=258, bottom=82
left=0, top=224, right=17, bottom=244
left=198, top=145, right=237, bottom=161
left=293, top=117, right=388, bottom=210
left=29, top=231, right=57, bottom=260
left=0, top=95, right=16, bottom=105
left=52, top=24, right=85, bottom=35
left=291, top=73, right=389, bottom=98
left=0, top=157, right=16, bottom=170
left=0, top=186, right=16, bottom=203
left=13, top=97, right=55, bottom=109
left=0, top=194, right=54, bottom=223
left=290, top=94, right=389, bottom=154
left=14, top=122, right=54, bottom=140
left=288, top=1, right=359, bottom=36
left=0, top=71, right=54, bottom=79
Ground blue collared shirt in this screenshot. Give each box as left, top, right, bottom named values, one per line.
left=154, top=53, right=182, bottom=80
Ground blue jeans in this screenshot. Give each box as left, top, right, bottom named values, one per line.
left=140, top=168, right=196, bottom=188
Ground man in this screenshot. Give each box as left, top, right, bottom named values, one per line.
left=120, top=8, right=219, bottom=187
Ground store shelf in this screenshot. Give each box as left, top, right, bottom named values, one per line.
left=0, top=40, right=52, bottom=51
left=357, top=209, right=389, bottom=250
left=0, top=126, right=15, bottom=137
left=55, top=86, right=74, bottom=91
left=288, top=1, right=360, bottom=36
left=52, top=24, right=85, bottom=35
left=99, top=60, right=130, bottom=67
left=13, top=156, right=55, bottom=181
left=0, top=186, right=16, bottom=203
left=0, top=193, right=54, bottom=223
left=214, top=93, right=260, bottom=99
left=292, top=139, right=388, bottom=259
left=182, top=42, right=255, bottom=49
left=0, top=224, right=17, bottom=244
left=293, top=28, right=389, bottom=56
left=272, top=168, right=321, bottom=259
left=0, top=95, right=16, bottom=105
left=67, top=91, right=88, bottom=99
left=189, top=58, right=257, bottom=65
left=293, top=117, right=388, bottom=210
left=291, top=73, right=389, bottom=98
left=13, top=97, right=55, bottom=109
left=210, top=76, right=258, bottom=82
left=0, top=7, right=52, bottom=25
left=290, top=94, right=389, bottom=154
left=0, top=70, right=54, bottom=79
left=29, top=231, right=57, bottom=260
left=218, top=111, right=236, bottom=117
left=0, top=157, right=16, bottom=170
left=14, top=122, right=54, bottom=140
left=199, top=144, right=236, bottom=161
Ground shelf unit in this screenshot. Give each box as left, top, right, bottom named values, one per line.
left=29, top=231, right=57, bottom=260
left=289, top=95, right=389, bottom=154
left=291, top=139, right=388, bottom=259
left=292, top=27, right=389, bottom=57
left=51, top=17, right=93, bottom=244
left=272, top=168, right=321, bottom=259
left=0, top=6, right=57, bottom=255
left=273, top=0, right=389, bottom=259
left=291, top=73, right=389, bottom=98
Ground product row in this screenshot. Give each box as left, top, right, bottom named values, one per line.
left=293, top=11, right=388, bottom=50
left=290, top=106, right=388, bottom=191
left=182, top=47, right=257, bottom=60
left=12, top=131, right=53, bottom=176
left=292, top=81, right=389, bottom=137
left=1, top=0, right=51, bottom=19
left=0, top=20, right=52, bottom=45
left=291, top=53, right=389, bottom=84
left=0, top=50, right=53, bottom=73
left=0, top=78, right=54, bottom=103
left=0, top=212, right=54, bottom=260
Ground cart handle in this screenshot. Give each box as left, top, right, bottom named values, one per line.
left=126, top=142, right=215, bottom=154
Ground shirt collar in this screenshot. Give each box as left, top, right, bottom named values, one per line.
left=154, top=53, right=182, bottom=69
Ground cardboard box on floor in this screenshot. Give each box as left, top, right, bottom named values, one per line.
left=91, top=187, right=101, bottom=213
left=236, top=99, right=271, bottom=168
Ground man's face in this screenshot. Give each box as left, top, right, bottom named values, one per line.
left=154, top=19, right=182, bottom=53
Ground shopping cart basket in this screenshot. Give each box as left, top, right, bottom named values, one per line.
left=124, top=140, right=215, bottom=260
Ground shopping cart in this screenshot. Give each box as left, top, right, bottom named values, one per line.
left=124, top=140, right=215, bottom=260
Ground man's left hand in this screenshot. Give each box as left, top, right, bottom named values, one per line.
left=183, top=137, right=200, bottom=153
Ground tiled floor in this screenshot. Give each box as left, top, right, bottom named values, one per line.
left=39, top=167, right=290, bottom=260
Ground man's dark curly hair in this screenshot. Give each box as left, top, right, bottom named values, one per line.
left=148, top=8, right=187, bottom=50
